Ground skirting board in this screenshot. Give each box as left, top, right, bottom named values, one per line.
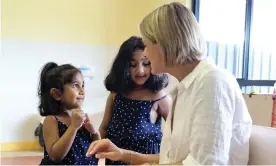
left=0, top=141, right=43, bottom=151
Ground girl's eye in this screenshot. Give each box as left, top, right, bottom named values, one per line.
left=130, top=63, right=136, bottom=68
left=73, top=84, right=79, bottom=88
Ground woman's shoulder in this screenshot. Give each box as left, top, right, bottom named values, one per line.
left=199, top=61, right=237, bottom=83
left=199, top=66, right=239, bottom=90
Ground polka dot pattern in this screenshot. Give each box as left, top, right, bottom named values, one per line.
left=106, top=94, right=165, bottom=165
left=40, top=118, right=98, bottom=165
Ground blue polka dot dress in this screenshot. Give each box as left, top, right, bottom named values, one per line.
left=106, top=94, right=166, bottom=165
left=40, top=117, right=98, bottom=165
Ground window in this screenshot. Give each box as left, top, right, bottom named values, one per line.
left=193, top=0, right=276, bottom=94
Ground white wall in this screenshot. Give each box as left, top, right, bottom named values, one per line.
left=0, top=40, right=118, bottom=142
left=243, top=94, right=274, bottom=127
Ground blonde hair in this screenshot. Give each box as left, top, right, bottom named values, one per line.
left=139, top=2, right=205, bottom=65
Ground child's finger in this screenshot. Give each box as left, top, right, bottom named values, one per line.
left=84, top=118, right=89, bottom=123
left=85, top=113, right=90, bottom=121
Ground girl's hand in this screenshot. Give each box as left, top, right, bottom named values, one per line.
left=71, top=109, right=85, bottom=129
left=83, top=113, right=97, bottom=134
left=86, top=139, right=123, bottom=161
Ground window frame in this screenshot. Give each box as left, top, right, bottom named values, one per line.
left=192, top=0, right=276, bottom=87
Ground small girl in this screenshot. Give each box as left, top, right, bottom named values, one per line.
left=38, top=62, right=100, bottom=165
left=99, top=36, right=171, bottom=165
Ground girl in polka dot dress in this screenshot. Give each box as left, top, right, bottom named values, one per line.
left=99, top=36, right=171, bottom=165
left=38, top=62, right=99, bottom=165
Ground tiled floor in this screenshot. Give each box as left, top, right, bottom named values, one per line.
left=1, top=151, right=43, bottom=165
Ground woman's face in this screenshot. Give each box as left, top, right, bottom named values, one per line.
left=143, top=40, right=166, bottom=74
left=129, top=49, right=151, bottom=86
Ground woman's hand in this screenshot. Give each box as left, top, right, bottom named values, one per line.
left=86, top=139, right=123, bottom=161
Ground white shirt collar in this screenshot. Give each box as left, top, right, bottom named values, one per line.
left=175, top=58, right=214, bottom=95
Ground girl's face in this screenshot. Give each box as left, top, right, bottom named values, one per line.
left=61, top=72, right=85, bottom=109
left=129, top=49, right=151, bottom=86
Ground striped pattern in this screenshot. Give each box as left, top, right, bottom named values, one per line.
left=206, top=41, right=275, bottom=94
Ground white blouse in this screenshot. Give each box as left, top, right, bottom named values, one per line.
left=159, top=59, right=252, bottom=165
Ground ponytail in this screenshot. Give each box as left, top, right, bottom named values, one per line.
left=38, top=62, right=58, bottom=116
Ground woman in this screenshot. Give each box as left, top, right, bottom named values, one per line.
left=87, top=2, right=252, bottom=165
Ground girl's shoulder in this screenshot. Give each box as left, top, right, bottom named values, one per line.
left=152, top=90, right=167, bottom=101
left=118, top=89, right=167, bottom=101
left=110, top=92, right=117, bottom=101
left=44, top=115, right=71, bottom=126
left=44, top=115, right=57, bottom=123
left=134, top=89, right=167, bottom=101
left=42, top=116, right=58, bottom=131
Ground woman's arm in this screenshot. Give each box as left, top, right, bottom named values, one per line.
left=43, top=116, right=78, bottom=162
left=119, top=150, right=159, bottom=165
left=99, top=93, right=115, bottom=138
left=86, top=139, right=159, bottom=165
left=181, top=72, right=237, bottom=165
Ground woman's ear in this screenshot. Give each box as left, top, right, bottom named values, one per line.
left=50, top=88, right=62, bottom=101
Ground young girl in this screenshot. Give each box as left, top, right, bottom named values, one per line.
left=38, top=62, right=100, bottom=165
left=99, top=36, right=171, bottom=165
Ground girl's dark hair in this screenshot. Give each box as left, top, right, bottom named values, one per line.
left=104, top=36, right=169, bottom=93
left=38, top=62, right=81, bottom=116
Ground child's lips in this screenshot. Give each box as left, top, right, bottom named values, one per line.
left=136, top=76, right=146, bottom=78
left=77, top=97, right=84, bottom=101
